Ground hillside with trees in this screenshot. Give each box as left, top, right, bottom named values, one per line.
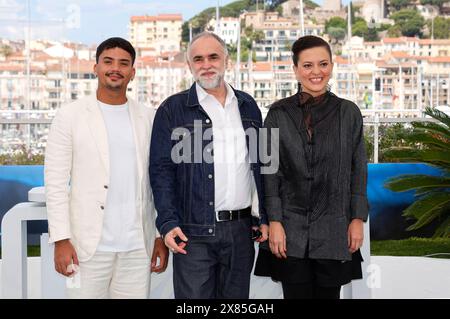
left=181, top=0, right=319, bottom=43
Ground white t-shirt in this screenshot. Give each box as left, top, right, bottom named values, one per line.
left=96, top=101, right=144, bottom=252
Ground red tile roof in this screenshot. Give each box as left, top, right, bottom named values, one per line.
left=131, top=14, right=182, bottom=22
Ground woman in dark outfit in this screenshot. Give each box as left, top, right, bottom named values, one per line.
left=254, top=35, right=369, bottom=299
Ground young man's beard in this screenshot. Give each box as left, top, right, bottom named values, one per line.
left=104, top=73, right=126, bottom=91
left=105, top=83, right=123, bottom=91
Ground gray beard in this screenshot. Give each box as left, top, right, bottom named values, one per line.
left=196, top=74, right=223, bottom=90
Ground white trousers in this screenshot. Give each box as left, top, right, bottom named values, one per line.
left=66, top=248, right=150, bottom=299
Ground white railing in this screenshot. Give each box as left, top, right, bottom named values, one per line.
left=1, top=187, right=49, bottom=298
left=0, top=116, right=439, bottom=163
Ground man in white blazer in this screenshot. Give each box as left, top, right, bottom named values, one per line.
left=44, top=37, right=168, bottom=298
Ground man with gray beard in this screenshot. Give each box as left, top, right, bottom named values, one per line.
left=149, top=32, right=268, bottom=299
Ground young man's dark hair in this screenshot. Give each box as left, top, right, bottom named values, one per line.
left=96, top=37, right=136, bottom=65
left=291, top=35, right=332, bottom=66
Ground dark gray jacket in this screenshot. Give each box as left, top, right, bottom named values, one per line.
left=261, top=92, right=369, bottom=261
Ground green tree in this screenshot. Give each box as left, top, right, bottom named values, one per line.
left=0, top=44, right=13, bottom=58
left=353, top=16, right=366, bottom=25
left=269, top=0, right=319, bottom=10
left=275, top=5, right=283, bottom=15
left=182, top=22, right=191, bottom=43
left=420, top=0, right=447, bottom=10
left=387, top=25, right=402, bottom=37
left=182, top=0, right=254, bottom=43
left=327, top=27, right=346, bottom=43
left=365, top=27, right=380, bottom=41
left=304, top=0, right=320, bottom=9
left=0, top=145, right=44, bottom=165
left=377, top=23, right=392, bottom=32
left=390, top=9, right=425, bottom=37
left=244, top=26, right=265, bottom=43
left=229, top=30, right=260, bottom=63
left=326, top=16, right=347, bottom=31
left=427, top=17, right=450, bottom=39
left=379, top=124, right=415, bottom=162
left=364, top=123, right=414, bottom=163
left=384, top=107, right=450, bottom=238
left=350, top=2, right=356, bottom=24
left=352, top=20, right=368, bottom=37
left=364, top=129, right=374, bottom=163
left=391, top=0, right=411, bottom=10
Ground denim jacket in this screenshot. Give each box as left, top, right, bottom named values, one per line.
left=149, top=83, right=268, bottom=237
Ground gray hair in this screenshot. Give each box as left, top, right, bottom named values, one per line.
left=186, top=31, right=228, bottom=62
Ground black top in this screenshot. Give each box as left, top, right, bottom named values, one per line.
left=261, top=91, right=369, bottom=261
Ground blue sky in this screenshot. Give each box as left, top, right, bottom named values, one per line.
left=0, top=0, right=345, bottom=45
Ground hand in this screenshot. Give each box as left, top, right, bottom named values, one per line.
left=269, top=221, right=287, bottom=259
left=348, top=218, right=364, bottom=253
left=54, top=239, right=79, bottom=277
left=255, top=224, right=269, bottom=243
left=164, top=227, right=188, bottom=255
left=151, top=237, right=169, bottom=273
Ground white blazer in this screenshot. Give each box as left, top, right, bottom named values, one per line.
left=44, top=94, right=157, bottom=262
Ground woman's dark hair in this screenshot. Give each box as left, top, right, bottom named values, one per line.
left=292, top=35, right=332, bottom=66
left=96, top=37, right=136, bottom=65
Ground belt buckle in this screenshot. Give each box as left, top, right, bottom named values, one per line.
left=216, top=210, right=233, bottom=222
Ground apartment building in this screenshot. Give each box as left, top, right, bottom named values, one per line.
left=254, top=24, right=324, bottom=61
left=129, top=14, right=183, bottom=54
left=354, top=37, right=450, bottom=60
left=421, top=56, right=450, bottom=108
left=132, top=55, right=189, bottom=108
left=239, top=60, right=297, bottom=111
left=208, top=17, right=240, bottom=45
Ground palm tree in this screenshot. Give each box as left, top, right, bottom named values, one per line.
left=383, top=107, right=450, bottom=238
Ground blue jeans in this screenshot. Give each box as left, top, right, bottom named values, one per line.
left=173, top=217, right=255, bottom=299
